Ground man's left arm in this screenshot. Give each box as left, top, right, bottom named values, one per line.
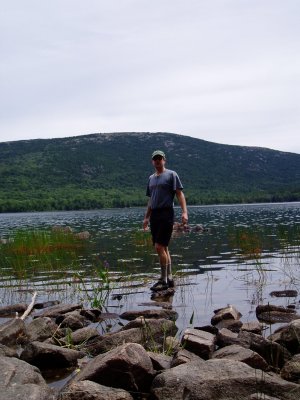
left=176, top=189, right=188, bottom=224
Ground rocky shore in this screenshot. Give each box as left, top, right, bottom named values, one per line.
left=0, top=291, right=300, bottom=400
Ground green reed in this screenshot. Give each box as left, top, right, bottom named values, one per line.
left=0, top=229, right=84, bottom=279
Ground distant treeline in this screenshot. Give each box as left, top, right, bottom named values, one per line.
left=1, top=132, right=300, bottom=212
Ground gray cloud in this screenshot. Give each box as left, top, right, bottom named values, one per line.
left=1, top=0, right=299, bottom=153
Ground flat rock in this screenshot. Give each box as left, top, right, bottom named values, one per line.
left=59, top=379, right=134, bottom=399
left=120, top=309, right=178, bottom=321
left=151, top=359, right=300, bottom=400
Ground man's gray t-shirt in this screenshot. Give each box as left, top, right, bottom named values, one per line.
left=146, top=169, right=183, bottom=210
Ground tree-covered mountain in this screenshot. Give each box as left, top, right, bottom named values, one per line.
left=1, top=132, right=300, bottom=212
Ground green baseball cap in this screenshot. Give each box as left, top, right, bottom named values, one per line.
left=152, top=150, right=166, bottom=159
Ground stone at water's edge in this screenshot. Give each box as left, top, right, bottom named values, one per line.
left=0, top=356, right=55, bottom=400
left=0, top=318, right=26, bottom=346
left=151, top=359, right=300, bottom=400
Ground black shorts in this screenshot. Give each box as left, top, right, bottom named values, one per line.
left=150, top=207, right=174, bottom=247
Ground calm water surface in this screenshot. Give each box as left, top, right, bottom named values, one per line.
left=0, top=203, right=300, bottom=336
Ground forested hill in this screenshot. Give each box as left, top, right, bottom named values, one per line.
left=1, top=132, right=300, bottom=212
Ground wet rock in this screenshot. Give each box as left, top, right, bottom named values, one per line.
left=59, top=379, right=134, bottom=399
left=211, top=305, right=242, bottom=325
left=268, top=319, right=300, bottom=355
left=256, top=304, right=300, bottom=324
left=270, top=290, right=298, bottom=297
left=212, top=344, right=269, bottom=371
left=0, top=355, right=55, bottom=400
left=35, top=303, right=82, bottom=319
left=0, top=318, right=26, bottom=346
left=120, top=309, right=178, bottom=321
left=0, top=303, right=28, bottom=317
left=33, top=300, right=60, bottom=309
left=181, top=328, right=216, bottom=360
left=171, top=348, right=204, bottom=367
left=148, top=351, right=172, bottom=370
left=26, top=317, right=58, bottom=342
left=151, top=359, right=300, bottom=400
left=20, top=341, right=85, bottom=369
left=280, top=354, right=300, bottom=383
left=73, top=343, right=154, bottom=393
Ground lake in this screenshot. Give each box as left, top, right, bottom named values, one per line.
left=0, top=202, right=300, bottom=336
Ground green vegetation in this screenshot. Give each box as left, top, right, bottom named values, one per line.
left=1, top=132, right=300, bottom=212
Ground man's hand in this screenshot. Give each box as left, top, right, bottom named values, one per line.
left=182, top=211, right=188, bottom=225
left=143, top=217, right=149, bottom=231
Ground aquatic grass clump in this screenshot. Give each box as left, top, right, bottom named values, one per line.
left=0, top=229, right=85, bottom=279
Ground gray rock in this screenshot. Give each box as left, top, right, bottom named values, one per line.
left=26, top=317, right=58, bottom=342
left=0, top=344, right=18, bottom=357
left=35, top=303, right=82, bottom=319
left=238, top=330, right=291, bottom=369
left=0, top=355, right=55, bottom=400
left=20, top=340, right=85, bottom=369
left=148, top=351, right=172, bottom=370
left=281, top=354, right=300, bottom=383
left=151, top=359, right=300, bottom=400
left=270, top=290, right=298, bottom=297
left=241, top=321, right=263, bottom=334
left=59, top=380, right=134, bottom=399
left=215, top=319, right=242, bottom=332
left=120, top=309, right=178, bottom=321
left=217, top=327, right=240, bottom=347
left=212, top=344, right=269, bottom=371
left=61, top=326, right=100, bottom=346
left=181, top=328, right=216, bottom=359
left=0, top=318, right=26, bottom=346
left=0, top=303, right=27, bottom=317
left=171, top=348, right=204, bottom=367
left=256, top=304, right=300, bottom=324
left=211, top=305, right=242, bottom=325
left=74, top=343, right=154, bottom=393
left=269, top=319, right=300, bottom=355
left=57, top=310, right=87, bottom=330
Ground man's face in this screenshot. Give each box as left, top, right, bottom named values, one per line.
left=152, top=155, right=165, bottom=167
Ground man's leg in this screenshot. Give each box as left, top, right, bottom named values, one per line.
left=155, top=242, right=168, bottom=284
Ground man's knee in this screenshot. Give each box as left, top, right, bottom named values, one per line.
left=155, top=243, right=166, bottom=254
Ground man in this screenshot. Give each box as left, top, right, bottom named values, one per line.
left=143, top=150, right=188, bottom=291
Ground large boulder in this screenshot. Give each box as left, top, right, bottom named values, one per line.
left=20, top=341, right=85, bottom=369
left=74, top=343, right=154, bottom=393
left=59, top=380, right=133, bottom=399
left=0, top=355, right=55, bottom=400
left=151, top=359, right=300, bottom=400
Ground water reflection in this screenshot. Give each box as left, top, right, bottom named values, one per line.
left=0, top=203, right=300, bottom=334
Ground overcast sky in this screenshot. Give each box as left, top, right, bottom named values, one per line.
left=1, top=1, right=300, bottom=153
